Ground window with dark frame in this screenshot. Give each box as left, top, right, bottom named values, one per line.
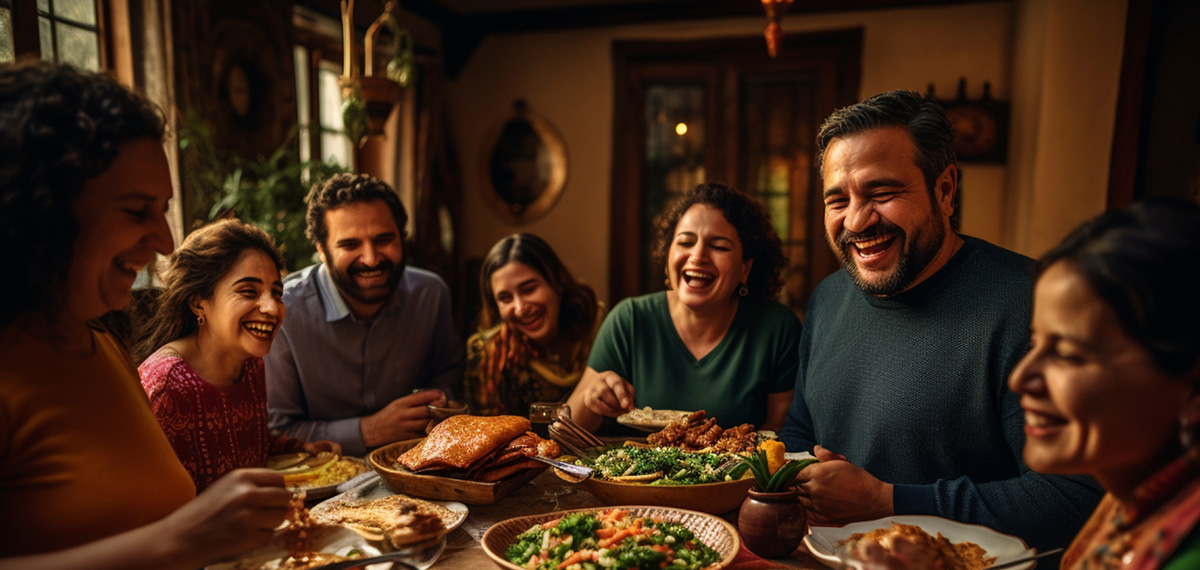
left=293, top=7, right=355, bottom=171
left=0, top=0, right=100, bottom=69
left=1, top=1, right=15, bottom=63
left=37, top=0, right=100, bottom=71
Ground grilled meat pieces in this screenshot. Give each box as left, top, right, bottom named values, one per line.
left=646, top=410, right=757, bottom=454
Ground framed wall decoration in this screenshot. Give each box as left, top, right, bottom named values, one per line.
left=480, top=99, right=568, bottom=224
left=931, top=79, right=1010, bottom=164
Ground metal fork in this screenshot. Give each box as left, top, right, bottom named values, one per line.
left=556, top=405, right=606, bottom=448
left=547, top=422, right=596, bottom=461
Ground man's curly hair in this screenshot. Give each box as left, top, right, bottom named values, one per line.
left=0, top=61, right=166, bottom=327
left=652, top=182, right=786, bottom=301
left=304, top=172, right=409, bottom=250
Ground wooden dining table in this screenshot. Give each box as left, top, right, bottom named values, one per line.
left=429, top=468, right=826, bottom=569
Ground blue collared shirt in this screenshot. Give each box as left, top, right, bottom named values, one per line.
left=265, top=263, right=463, bottom=456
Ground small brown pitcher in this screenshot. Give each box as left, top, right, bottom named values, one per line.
left=737, top=486, right=808, bottom=559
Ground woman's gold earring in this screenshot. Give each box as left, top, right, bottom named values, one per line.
left=738, top=283, right=749, bottom=297
left=197, top=314, right=206, bottom=326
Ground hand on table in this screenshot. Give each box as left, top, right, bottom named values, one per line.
left=360, top=389, right=444, bottom=447
left=796, top=445, right=893, bottom=526
left=158, top=468, right=292, bottom=566
left=302, top=440, right=342, bottom=456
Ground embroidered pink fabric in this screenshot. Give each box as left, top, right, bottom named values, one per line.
left=139, top=349, right=304, bottom=491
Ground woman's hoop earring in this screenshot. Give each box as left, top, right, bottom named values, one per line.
left=737, top=283, right=749, bottom=297
left=197, top=314, right=206, bottom=326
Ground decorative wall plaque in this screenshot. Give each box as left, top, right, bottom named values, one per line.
left=481, top=100, right=568, bottom=224
left=930, top=78, right=1010, bottom=164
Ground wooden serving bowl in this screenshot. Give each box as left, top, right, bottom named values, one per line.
left=481, top=506, right=739, bottom=570
left=367, top=438, right=545, bottom=505
left=554, top=468, right=756, bottom=515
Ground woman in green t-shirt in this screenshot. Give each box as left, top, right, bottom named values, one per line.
left=1009, top=200, right=1200, bottom=570
left=567, top=183, right=800, bottom=432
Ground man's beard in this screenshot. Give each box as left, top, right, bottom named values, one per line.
left=827, top=216, right=945, bottom=297
left=327, top=255, right=406, bottom=307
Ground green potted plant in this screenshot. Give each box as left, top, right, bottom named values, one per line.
left=178, top=112, right=345, bottom=271
left=738, top=446, right=818, bottom=558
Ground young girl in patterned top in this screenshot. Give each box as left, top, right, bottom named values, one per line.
left=137, top=219, right=339, bottom=491
left=463, top=233, right=604, bottom=417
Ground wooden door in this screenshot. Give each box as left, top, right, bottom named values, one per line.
left=610, top=30, right=862, bottom=316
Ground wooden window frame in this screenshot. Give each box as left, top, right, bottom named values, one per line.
left=7, top=0, right=130, bottom=78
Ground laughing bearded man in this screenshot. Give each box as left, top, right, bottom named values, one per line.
left=778, top=90, right=1102, bottom=561
left=265, top=173, right=463, bottom=456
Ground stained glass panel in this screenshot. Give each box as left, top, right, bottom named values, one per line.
left=641, top=84, right=706, bottom=293
left=741, top=78, right=818, bottom=315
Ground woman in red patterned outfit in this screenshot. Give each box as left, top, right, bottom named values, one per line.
left=137, top=219, right=340, bottom=491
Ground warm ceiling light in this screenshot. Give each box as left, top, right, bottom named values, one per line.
left=675, top=123, right=688, bottom=136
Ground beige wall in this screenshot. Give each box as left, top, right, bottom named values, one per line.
left=1006, top=0, right=1127, bottom=258
left=446, top=0, right=1125, bottom=303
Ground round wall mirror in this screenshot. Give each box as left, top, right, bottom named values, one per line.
left=481, top=100, right=568, bottom=224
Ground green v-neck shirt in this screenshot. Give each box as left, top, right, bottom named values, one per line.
left=587, top=292, right=800, bottom=428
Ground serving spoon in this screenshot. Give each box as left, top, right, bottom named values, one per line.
left=530, top=454, right=593, bottom=481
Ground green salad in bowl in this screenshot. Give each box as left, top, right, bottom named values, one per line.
left=579, top=446, right=749, bottom=485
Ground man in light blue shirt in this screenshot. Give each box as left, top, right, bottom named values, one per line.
left=266, top=174, right=463, bottom=457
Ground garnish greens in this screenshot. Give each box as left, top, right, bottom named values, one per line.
left=577, top=447, right=748, bottom=485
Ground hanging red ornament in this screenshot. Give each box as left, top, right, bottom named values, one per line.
left=761, top=0, right=793, bottom=58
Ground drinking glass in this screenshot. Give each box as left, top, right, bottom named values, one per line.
left=529, top=402, right=567, bottom=438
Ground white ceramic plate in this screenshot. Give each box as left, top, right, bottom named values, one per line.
left=805, top=515, right=1035, bottom=570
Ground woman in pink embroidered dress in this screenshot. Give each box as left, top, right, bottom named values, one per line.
left=137, top=219, right=340, bottom=491
left=1009, top=199, right=1200, bottom=570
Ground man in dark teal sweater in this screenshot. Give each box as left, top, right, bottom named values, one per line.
left=779, top=90, right=1103, bottom=557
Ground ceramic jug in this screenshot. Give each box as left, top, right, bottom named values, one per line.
left=737, top=486, right=808, bottom=558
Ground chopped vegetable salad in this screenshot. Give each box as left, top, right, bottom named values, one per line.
left=504, top=508, right=722, bottom=570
